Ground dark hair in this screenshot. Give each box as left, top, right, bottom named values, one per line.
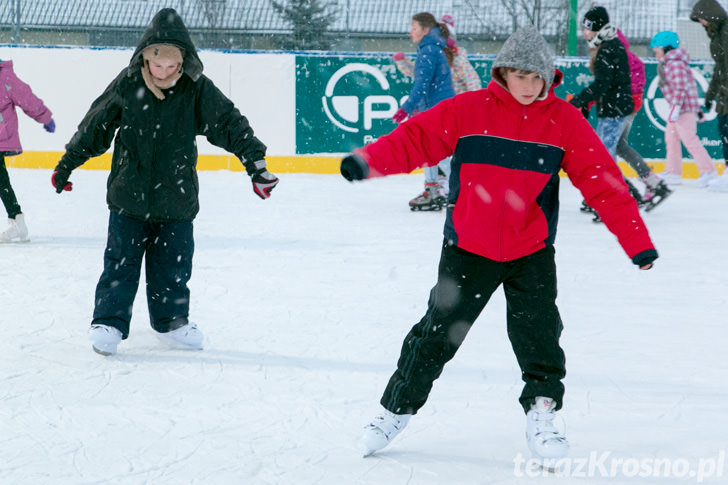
left=412, top=12, right=454, bottom=66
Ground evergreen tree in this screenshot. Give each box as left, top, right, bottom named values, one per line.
left=271, top=0, right=337, bottom=51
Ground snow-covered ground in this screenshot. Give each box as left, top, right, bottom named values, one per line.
left=1, top=168, right=727, bottom=484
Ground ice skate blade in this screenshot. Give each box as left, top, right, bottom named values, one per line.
left=643, top=191, right=673, bottom=212
left=92, top=345, right=115, bottom=356
left=410, top=205, right=444, bottom=211
left=0, top=238, right=30, bottom=244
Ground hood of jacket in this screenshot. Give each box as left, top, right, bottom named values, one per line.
left=663, top=46, right=691, bottom=65
left=691, top=0, right=727, bottom=34
left=418, top=27, right=447, bottom=52
left=128, top=8, right=203, bottom=81
left=491, top=25, right=555, bottom=100
left=617, top=29, right=630, bottom=49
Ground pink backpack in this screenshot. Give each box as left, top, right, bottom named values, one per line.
left=617, top=30, right=646, bottom=95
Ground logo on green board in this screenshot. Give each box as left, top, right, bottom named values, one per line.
left=321, top=63, right=400, bottom=134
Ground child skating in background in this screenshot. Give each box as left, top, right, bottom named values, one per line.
left=570, top=6, right=648, bottom=221
left=393, top=16, right=481, bottom=206
left=394, top=38, right=481, bottom=95
left=0, top=59, right=55, bottom=243
left=651, top=31, right=718, bottom=187
left=691, top=0, right=728, bottom=192
left=390, top=12, right=455, bottom=211
left=52, top=8, right=279, bottom=356
left=615, top=29, right=672, bottom=209
left=341, top=26, right=657, bottom=460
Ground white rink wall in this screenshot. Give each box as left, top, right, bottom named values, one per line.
left=0, top=44, right=296, bottom=156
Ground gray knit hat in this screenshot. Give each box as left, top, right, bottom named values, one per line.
left=492, top=25, right=555, bottom=97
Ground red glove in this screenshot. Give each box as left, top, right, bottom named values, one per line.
left=392, top=108, right=408, bottom=123
left=392, top=52, right=405, bottom=61
left=251, top=168, right=279, bottom=199
left=52, top=171, right=73, bottom=193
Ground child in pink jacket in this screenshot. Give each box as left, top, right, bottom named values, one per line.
left=0, top=59, right=55, bottom=243
left=651, top=31, right=718, bottom=186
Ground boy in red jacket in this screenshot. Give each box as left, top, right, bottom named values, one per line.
left=340, top=26, right=658, bottom=460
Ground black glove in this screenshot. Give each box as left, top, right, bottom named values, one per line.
left=340, top=154, right=370, bottom=181
left=52, top=170, right=72, bottom=194
left=632, top=250, right=658, bottom=270
left=250, top=161, right=279, bottom=199
left=704, top=100, right=714, bottom=112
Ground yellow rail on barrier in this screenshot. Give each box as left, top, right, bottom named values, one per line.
left=5, top=151, right=722, bottom=178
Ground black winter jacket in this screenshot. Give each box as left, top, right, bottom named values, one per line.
left=571, top=37, right=634, bottom=118
left=691, top=0, right=728, bottom=115
left=55, top=8, right=266, bottom=222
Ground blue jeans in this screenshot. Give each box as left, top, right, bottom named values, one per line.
left=596, top=117, right=627, bottom=160
left=424, top=157, right=451, bottom=184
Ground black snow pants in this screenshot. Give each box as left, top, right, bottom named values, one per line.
left=0, top=154, right=22, bottom=219
left=92, top=211, right=194, bottom=338
left=380, top=241, right=566, bottom=415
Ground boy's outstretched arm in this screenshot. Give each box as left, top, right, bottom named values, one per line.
left=561, top=106, right=658, bottom=270
left=340, top=98, right=460, bottom=180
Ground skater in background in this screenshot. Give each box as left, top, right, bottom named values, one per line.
left=569, top=6, right=642, bottom=219
left=341, top=26, right=657, bottom=460
left=51, top=8, right=279, bottom=356
left=615, top=29, right=672, bottom=208
left=393, top=21, right=481, bottom=97
left=691, top=0, right=728, bottom=192
left=391, top=12, right=455, bottom=211
left=651, top=31, right=718, bottom=187
left=0, top=59, right=55, bottom=243
left=438, top=12, right=481, bottom=94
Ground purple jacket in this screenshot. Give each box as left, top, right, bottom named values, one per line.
left=0, top=60, right=52, bottom=154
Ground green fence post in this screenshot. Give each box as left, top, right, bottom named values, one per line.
left=568, top=0, right=578, bottom=56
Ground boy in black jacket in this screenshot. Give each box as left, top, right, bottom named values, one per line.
left=52, top=8, right=279, bottom=356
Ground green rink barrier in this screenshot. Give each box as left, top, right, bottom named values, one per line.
left=295, top=54, right=726, bottom=172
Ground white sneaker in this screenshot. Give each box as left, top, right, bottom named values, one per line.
left=362, top=409, right=411, bottom=456
left=659, top=172, right=682, bottom=186
left=0, top=213, right=29, bottom=243
left=525, top=396, right=569, bottom=459
left=708, top=174, right=728, bottom=192
left=157, top=322, right=204, bottom=349
left=698, top=171, right=718, bottom=188
left=88, top=324, right=123, bottom=356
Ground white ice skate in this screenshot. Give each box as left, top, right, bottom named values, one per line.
left=0, top=214, right=29, bottom=243
left=698, top=172, right=718, bottom=188
left=361, top=409, right=411, bottom=457
left=708, top=174, right=728, bottom=192
left=88, top=324, right=123, bottom=356
left=525, top=396, right=569, bottom=460
left=659, top=172, right=682, bottom=186
left=157, top=322, right=204, bottom=350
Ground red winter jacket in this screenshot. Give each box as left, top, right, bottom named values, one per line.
left=357, top=72, right=656, bottom=263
